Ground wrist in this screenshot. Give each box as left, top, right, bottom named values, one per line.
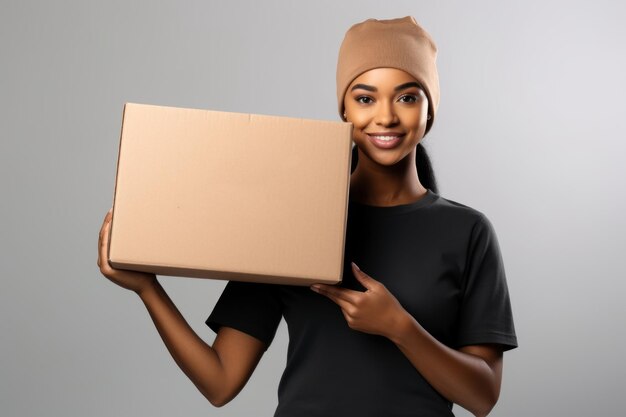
left=136, top=274, right=159, bottom=299
left=386, top=308, right=416, bottom=345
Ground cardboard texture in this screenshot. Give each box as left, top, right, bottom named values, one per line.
left=108, top=103, right=353, bottom=286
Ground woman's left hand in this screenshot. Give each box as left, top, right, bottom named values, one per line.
left=310, top=262, right=408, bottom=339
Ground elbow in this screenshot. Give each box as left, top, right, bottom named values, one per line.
left=205, top=386, right=236, bottom=408
left=202, top=384, right=233, bottom=408
left=472, top=388, right=500, bottom=417
left=472, top=405, right=493, bottom=417
left=207, top=391, right=231, bottom=408
left=208, top=397, right=228, bottom=408
left=198, top=366, right=233, bottom=407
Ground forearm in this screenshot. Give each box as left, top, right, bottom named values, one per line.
left=388, top=314, right=499, bottom=417
left=137, top=279, right=226, bottom=405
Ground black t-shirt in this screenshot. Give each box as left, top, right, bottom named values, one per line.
left=206, top=189, right=518, bottom=417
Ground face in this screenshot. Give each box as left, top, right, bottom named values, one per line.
left=343, top=67, right=429, bottom=168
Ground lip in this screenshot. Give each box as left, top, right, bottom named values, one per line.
left=367, top=132, right=405, bottom=136
left=366, top=132, right=405, bottom=149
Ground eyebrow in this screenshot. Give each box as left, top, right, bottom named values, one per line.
left=350, top=81, right=422, bottom=93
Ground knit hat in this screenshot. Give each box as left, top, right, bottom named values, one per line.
left=336, top=16, right=440, bottom=136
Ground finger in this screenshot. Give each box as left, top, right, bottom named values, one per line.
left=98, top=218, right=104, bottom=267
left=351, top=262, right=377, bottom=290
left=313, top=287, right=353, bottom=311
left=312, top=284, right=360, bottom=304
left=103, top=207, right=112, bottom=224
left=99, top=218, right=111, bottom=269
left=98, top=223, right=106, bottom=268
left=99, top=209, right=112, bottom=244
left=99, top=208, right=113, bottom=248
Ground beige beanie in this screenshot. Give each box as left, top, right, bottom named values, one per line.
left=336, top=16, right=440, bottom=136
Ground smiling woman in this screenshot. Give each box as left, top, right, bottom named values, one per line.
left=204, top=16, right=517, bottom=417
left=98, top=15, right=518, bottom=417
left=336, top=19, right=441, bottom=197
left=345, top=69, right=430, bottom=184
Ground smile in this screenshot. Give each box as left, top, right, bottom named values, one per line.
left=367, top=133, right=405, bottom=149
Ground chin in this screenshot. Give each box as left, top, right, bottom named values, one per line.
left=364, top=150, right=407, bottom=167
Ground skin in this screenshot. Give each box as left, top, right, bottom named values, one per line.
left=96, top=67, right=504, bottom=415
left=311, top=68, right=505, bottom=417
left=345, top=67, right=430, bottom=206
left=97, top=209, right=265, bottom=407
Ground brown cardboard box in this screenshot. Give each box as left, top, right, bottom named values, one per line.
left=108, top=103, right=353, bottom=286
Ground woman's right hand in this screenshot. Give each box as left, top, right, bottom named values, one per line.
left=97, top=208, right=157, bottom=295
left=97, top=208, right=267, bottom=407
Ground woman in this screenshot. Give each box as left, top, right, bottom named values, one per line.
left=97, top=16, right=517, bottom=417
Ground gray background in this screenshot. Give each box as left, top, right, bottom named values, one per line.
left=2, top=0, right=625, bottom=416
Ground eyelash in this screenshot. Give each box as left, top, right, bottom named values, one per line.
left=355, top=94, right=418, bottom=104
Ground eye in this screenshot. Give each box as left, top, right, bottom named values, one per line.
left=399, top=94, right=418, bottom=103
left=356, top=96, right=373, bottom=104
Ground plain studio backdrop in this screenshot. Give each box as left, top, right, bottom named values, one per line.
left=2, top=1, right=624, bottom=416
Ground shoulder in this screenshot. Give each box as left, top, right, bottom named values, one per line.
left=428, top=192, right=492, bottom=229
left=432, top=195, right=506, bottom=266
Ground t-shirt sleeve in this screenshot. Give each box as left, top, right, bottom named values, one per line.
left=455, top=214, right=518, bottom=352
left=205, top=280, right=283, bottom=351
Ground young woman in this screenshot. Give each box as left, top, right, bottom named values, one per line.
left=97, top=16, right=517, bottom=417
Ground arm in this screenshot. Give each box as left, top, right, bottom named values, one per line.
left=97, top=208, right=265, bottom=407
left=389, top=312, right=502, bottom=417
left=311, top=262, right=503, bottom=417
left=138, top=281, right=267, bottom=407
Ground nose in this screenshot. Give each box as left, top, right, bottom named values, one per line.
left=375, top=100, right=399, bottom=126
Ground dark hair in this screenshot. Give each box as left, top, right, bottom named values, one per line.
left=350, top=142, right=439, bottom=194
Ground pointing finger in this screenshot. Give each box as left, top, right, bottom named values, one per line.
left=351, top=262, right=376, bottom=290
left=312, top=286, right=353, bottom=311
left=311, top=284, right=360, bottom=304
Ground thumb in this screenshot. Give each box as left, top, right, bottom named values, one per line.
left=351, top=262, right=376, bottom=290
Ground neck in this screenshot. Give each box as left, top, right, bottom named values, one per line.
left=349, top=148, right=427, bottom=206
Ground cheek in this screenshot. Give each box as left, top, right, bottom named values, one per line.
left=344, top=97, right=369, bottom=124
left=401, top=111, right=428, bottom=135
left=402, top=103, right=428, bottom=124
left=345, top=112, right=370, bottom=134
left=408, top=117, right=426, bottom=131
left=350, top=113, right=371, bottom=130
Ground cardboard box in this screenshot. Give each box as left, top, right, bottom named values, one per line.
left=108, top=103, right=353, bottom=286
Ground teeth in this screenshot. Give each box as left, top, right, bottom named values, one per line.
left=371, top=135, right=399, bottom=141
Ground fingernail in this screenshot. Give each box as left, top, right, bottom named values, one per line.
left=310, top=285, right=320, bottom=292
left=351, top=262, right=360, bottom=271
